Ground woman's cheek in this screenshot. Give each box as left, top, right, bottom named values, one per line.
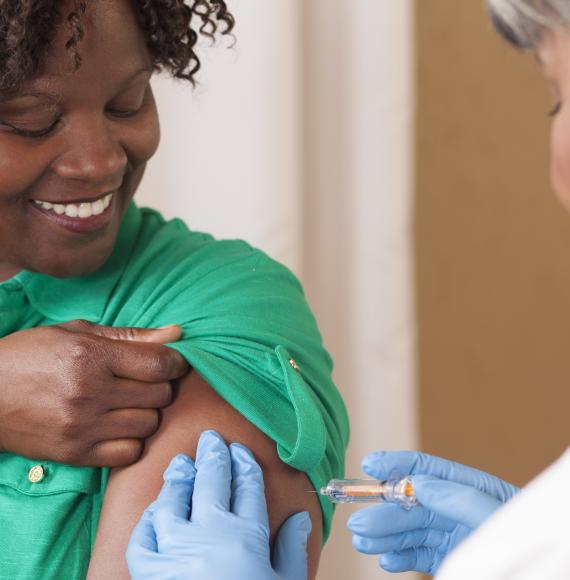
left=0, top=141, right=52, bottom=200
left=550, top=115, right=570, bottom=210
left=127, top=110, right=160, bottom=163
left=125, top=91, right=161, bottom=164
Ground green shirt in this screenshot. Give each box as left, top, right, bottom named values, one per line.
left=0, top=204, right=349, bottom=580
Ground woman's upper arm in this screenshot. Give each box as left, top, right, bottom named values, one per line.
left=87, top=369, right=323, bottom=580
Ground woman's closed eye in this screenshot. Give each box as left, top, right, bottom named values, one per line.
left=0, top=116, right=61, bottom=139
left=106, top=105, right=144, bottom=119
left=106, top=84, right=151, bottom=120
left=0, top=98, right=147, bottom=138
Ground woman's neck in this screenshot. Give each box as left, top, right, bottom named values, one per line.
left=0, top=263, right=22, bottom=283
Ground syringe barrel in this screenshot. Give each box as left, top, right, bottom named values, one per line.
left=320, top=477, right=417, bottom=509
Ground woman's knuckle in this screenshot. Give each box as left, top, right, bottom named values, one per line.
left=139, top=410, right=159, bottom=435
left=67, top=336, right=93, bottom=365
left=146, top=351, right=171, bottom=379
left=122, top=440, right=143, bottom=464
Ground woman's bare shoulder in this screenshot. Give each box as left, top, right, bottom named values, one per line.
left=87, top=370, right=323, bottom=580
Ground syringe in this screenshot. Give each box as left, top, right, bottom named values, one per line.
left=320, top=476, right=417, bottom=509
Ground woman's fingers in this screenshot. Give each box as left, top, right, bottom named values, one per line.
left=105, top=339, right=189, bottom=383
left=89, top=438, right=144, bottom=467
left=108, top=379, right=173, bottom=410
left=99, top=408, right=160, bottom=440
left=59, top=320, right=182, bottom=344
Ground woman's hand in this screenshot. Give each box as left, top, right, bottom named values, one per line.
left=0, top=320, right=189, bottom=466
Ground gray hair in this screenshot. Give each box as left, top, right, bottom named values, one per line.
left=487, top=0, right=570, bottom=49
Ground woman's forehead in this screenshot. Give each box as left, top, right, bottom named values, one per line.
left=41, top=0, right=151, bottom=80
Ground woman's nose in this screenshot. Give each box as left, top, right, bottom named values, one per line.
left=52, top=116, right=127, bottom=185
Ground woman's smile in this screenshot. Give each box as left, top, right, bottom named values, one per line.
left=30, top=191, right=116, bottom=234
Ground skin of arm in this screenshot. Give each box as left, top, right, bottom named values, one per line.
left=87, top=369, right=323, bottom=579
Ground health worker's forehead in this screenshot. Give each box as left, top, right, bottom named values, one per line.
left=537, top=29, right=570, bottom=77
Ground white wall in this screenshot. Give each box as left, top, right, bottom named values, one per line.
left=137, top=0, right=303, bottom=274
left=137, top=2, right=417, bottom=578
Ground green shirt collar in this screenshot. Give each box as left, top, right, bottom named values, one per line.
left=18, top=203, right=142, bottom=323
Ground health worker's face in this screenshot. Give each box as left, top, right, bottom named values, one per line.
left=538, top=29, right=570, bottom=210
left=0, top=0, right=160, bottom=281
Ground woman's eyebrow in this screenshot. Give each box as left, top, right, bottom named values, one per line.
left=116, top=66, right=154, bottom=90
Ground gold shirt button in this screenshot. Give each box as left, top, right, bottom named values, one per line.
left=28, top=465, right=45, bottom=484
left=288, top=358, right=301, bottom=373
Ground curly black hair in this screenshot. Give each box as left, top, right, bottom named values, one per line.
left=0, top=0, right=235, bottom=92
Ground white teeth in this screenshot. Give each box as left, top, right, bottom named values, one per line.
left=92, top=199, right=105, bottom=216
left=77, top=203, right=92, bottom=218
left=65, top=204, right=79, bottom=218
left=33, top=193, right=113, bottom=219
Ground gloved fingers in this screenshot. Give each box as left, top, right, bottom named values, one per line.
left=272, top=512, right=312, bottom=580
left=191, top=430, right=232, bottom=523
left=362, top=451, right=518, bottom=502
left=412, top=474, right=505, bottom=529
left=347, top=502, right=458, bottom=538
left=153, top=454, right=196, bottom=522
left=127, top=504, right=158, bottom=559
left=352, top=527, right=448, bottom=555
left=229, top=443, right=269, bottom=530
left=380, top=548, right=444, bottom=575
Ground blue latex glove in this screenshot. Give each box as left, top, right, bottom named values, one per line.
left=126, top=430, right=311, bottom=580
left=347, top=451, right=520, bottom=576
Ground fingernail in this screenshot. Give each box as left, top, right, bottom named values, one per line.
left=164, top=454, right=196, bottom=482
left=229, top=444, right=259, bottom=475
left=197, top=431, right=228, bottom=465
left=158, top=324, right=179, bottom=330
left=197, top=430, right=225, bottom=454
left=229, top=442, right=255, bottom=461
left=347, top=513, right=362, bottom=531
left=380, top=553, right=398, bottom=572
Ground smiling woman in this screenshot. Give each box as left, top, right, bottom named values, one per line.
left=0, top=1, right=348, bottom=579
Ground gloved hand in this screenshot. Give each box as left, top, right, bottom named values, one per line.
left=126, top=430, right=311, bottom=580
left=347, top=451, right=520, bottom=576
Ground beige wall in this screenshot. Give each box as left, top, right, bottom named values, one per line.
left=416, top=1, right=570, bottom=487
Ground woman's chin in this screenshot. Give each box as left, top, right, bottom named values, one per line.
left=28, top=247, right=115, bottom=279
